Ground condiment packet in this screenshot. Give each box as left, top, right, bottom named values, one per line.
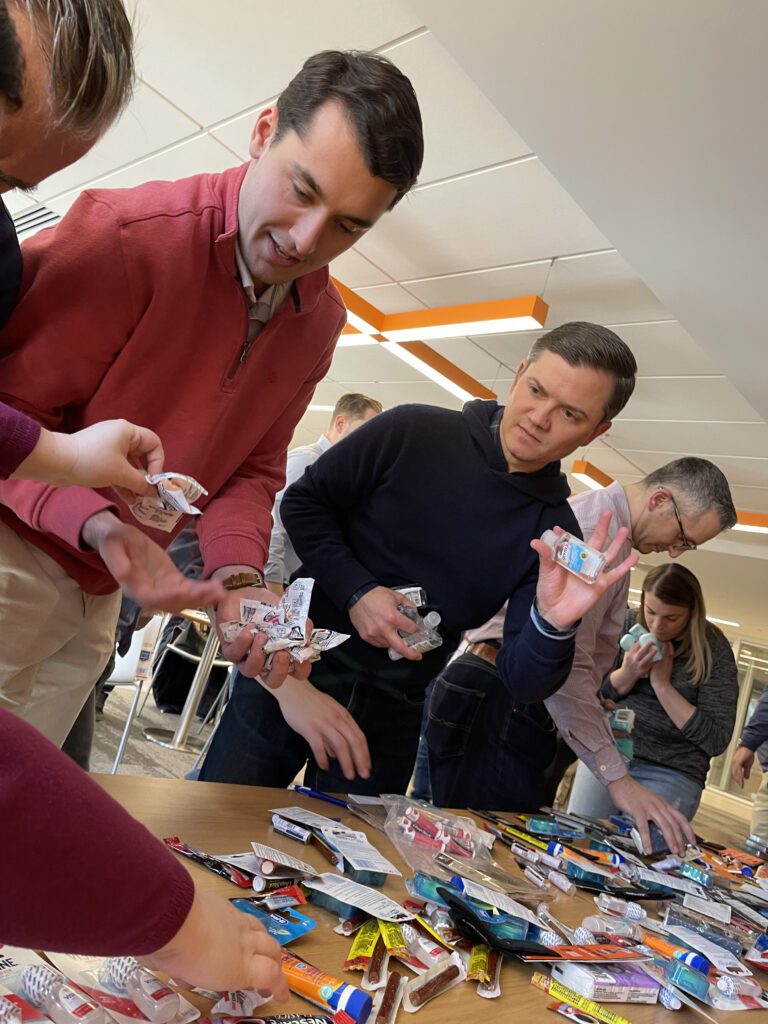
left=219, top=579, right=349, bottom=665
left=129, top=472, right=207, bottom=532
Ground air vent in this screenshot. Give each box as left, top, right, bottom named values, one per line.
left=12, top=204, right=61, bottom=242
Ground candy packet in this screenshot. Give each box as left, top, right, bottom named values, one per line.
left=218, top=580, right=349, bottom=665
left=129, top=472, right=207, bottom=532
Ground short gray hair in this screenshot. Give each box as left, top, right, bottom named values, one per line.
left=11, top=0, right=134, bottom=137
left=643, top=457, right=737, bottom=530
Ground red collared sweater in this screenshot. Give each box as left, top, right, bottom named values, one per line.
left=0, top=165, right=346, bottom=593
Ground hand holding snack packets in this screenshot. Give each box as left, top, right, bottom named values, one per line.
left=129, top=472, right=207, bottom=532
left=219, top=579, right=349, bottom=666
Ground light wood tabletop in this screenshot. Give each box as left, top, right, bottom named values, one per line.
left=94, top=775, right=768, bottom=1023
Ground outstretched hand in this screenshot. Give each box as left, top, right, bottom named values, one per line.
left=83, top=511, right=225, bottom=612
left=531, top=509, right=638, bottom=631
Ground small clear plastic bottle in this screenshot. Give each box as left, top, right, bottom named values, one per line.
left=22, top=965, right=107, bottom=1024
left=596, top=892, right=646, bottom=921
left=0, top=996, right=22, bottom=1024
left=540, top=529, right=606, bottom=583
left=388, top=605, right=443, bottom=661
left=105, top=957, right=180, bottom=1023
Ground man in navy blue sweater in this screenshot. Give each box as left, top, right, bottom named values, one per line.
left=199, top=322, right=639, bottom=794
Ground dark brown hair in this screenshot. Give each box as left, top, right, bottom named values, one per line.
left=527, top=321, right=637, bottom=421
left=275, top=50, right=423, bottom=207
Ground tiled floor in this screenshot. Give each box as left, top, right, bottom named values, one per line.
left=90, top=684, right=215, bottom=778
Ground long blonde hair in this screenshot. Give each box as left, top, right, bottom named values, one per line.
left=639, top=564, right=712, bottom=684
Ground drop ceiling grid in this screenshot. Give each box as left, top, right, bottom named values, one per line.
left=130, top=0, right=425, bottom=126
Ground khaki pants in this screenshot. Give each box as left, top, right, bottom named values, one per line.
left=0, top=521, right=121, bottom=746
left=752, top=770, right=768, bottom=841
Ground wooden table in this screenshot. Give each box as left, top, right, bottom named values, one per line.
left=95, top=775, right=768, bottom=1023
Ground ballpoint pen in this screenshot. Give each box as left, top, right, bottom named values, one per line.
left=291, top=784, right=349, bottom=809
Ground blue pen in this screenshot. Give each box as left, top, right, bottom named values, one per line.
left=290, top=784, right=349, bottom=809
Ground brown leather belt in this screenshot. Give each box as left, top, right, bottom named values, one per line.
left=464, top=641, right=499, bottom=666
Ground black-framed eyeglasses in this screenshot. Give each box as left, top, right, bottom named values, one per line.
left=671, top=495, right=697, bottom=551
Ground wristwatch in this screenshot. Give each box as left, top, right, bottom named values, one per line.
left=221, top=570, right=266, bottom=591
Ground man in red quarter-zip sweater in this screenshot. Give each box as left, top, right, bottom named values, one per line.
left=0, top=50, right=424, bottom=745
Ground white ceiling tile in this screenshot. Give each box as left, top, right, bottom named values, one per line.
left=479, top=378, right=514, bottom=402
left=328, top=344, right=426, bottom=383
left=381, top=32, right=531, bottom=183
left=425, top=337, right=506, bottom=382
left=33, top=82, right=199, bottom=203
left=289, top=424, right=318, bottom=449
left=728, top=485, right=768, bottom=514
left=472, top=332, right=536, bottom=372
left=356, top=284, right=428, bottom=313
left=133, top=0, right=423, bottom=126
left=543, top=251, right=671, bottom=325
left=308, top=380, right=348, bottom=407
left=606, top=321, right=719, bottom=376
left=572, top=441, right=645, bottom=478
left=2, top=192, right=40, bottom=217
left=330, top=250, right=392, bottom=288
left=617, top=377, right=761, bottom=423
left=604, top=420, right=768, bottom=460
left=353, top=158, right=612, bottom=279
left=617, top=452, right=768, bottom=490
left=45, top=135, right=237, bottom=217
left=402, top=261, right=551, bottom=306
left=209, top=114, right=254, bottom=164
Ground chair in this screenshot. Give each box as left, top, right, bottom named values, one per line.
left=109, top=616, right=164, bottom=773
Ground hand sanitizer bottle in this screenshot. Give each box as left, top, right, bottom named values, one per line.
left=22, top=966, right=107, bottom=1024
left=540, top=529, right=606, bottom=583
left=106, top=958, right=180, bottom=1023
left=388, top=606, right=443, bottom=660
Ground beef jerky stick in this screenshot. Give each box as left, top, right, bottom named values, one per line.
left=373, top=972, right=405, bottom=1024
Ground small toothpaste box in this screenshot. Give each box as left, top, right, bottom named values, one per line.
left=552, top=962, right=659, bottom=1004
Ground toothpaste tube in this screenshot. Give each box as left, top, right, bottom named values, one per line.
left=279, top=950, right=371, bottom=1022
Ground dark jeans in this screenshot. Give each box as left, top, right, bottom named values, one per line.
left=426, top=651, right=557, bottom=811
left=199, top=666, right=425, bottom=795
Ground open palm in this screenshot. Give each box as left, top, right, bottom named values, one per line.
left=531, top=509, right=638, bottom=630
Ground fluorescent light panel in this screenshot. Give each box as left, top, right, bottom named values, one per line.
left=378, top=295, right=548, bottom=343
left=381, top=314, right=544, bottom=343
left=570, top=460, right=615, bottom=490
left=380, top=342, right=475, bottom=402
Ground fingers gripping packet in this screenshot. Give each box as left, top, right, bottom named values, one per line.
left=540, top=529, right=606, bottom=584
left=388, top=606, right=443, bottom=662
left=130, top=472, right=207, bottom=532
left=219, top=578, right=349, bottom=665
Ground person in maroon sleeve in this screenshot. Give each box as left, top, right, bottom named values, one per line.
left=0, top=1, right=224, bottom=615
left=0, top=2, right=285, bottom=998
left=0, top=707, right=288, bottom=998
